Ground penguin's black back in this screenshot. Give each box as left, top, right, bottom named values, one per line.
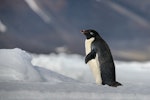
left=92, top=37, right=120, bottom=86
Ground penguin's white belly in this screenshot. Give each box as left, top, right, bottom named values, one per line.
left=85, top=38, right=102, bottom=85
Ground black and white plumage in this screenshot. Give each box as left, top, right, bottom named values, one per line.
left=81, top=29, right=122, bottom=87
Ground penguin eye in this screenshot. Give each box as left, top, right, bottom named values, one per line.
left=90, top=32, right=94, bottom=35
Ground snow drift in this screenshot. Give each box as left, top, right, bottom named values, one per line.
left=0, top=48, right=75, bottom=83
left=0, top=48, right=42, bottom=81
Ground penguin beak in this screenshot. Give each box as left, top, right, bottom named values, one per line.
left=80, top=30, right=86, bottom=34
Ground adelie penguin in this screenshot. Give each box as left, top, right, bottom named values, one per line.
left=81, top=29, right=122, bottom=87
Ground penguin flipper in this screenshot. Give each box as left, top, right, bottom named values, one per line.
left=85, top=50, right=96, bottom=63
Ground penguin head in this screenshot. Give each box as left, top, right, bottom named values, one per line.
left=81, top=29, right=99, bottom=39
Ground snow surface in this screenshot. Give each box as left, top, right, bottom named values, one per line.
left=0, top=48, right=150, bottom=100
left=32, top=53, right=150, bottom=85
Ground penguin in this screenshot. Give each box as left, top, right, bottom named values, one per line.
left=81, top=29, right=122, bottom=87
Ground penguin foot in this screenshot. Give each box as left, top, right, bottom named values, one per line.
left=109, top=82, right=122, bottom=87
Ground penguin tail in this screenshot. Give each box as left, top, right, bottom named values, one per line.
left=109, top=81, right=122, bottom=87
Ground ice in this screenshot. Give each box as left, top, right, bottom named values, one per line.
left=0, top=48, right=150, bottom=100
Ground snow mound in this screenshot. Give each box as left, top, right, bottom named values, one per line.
left=0, top=48, right=75, bottom=83
left=0, top=48, right=43, bottom=81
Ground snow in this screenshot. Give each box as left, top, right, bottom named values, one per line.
left=0, top=20, right=7, bottom=33
left=32, top=53, right=93, bottom=82
left=0, top=48, right=42, bottom=82
left=0, top=48, right=75, bottom=83
left=0, top=48, right=150, bottom=100
left=32, top=53, right=150, bottom=85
